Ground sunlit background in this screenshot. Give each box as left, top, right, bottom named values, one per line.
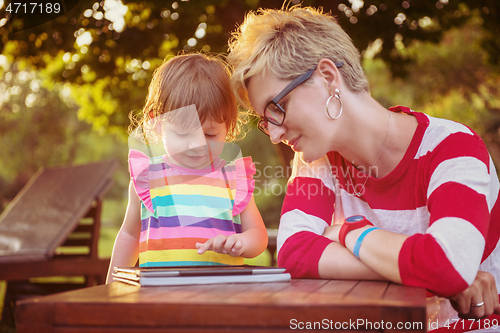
left=0, top=0, right=500, bottom=329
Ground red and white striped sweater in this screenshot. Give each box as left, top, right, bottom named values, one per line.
left=277, top=106, right=500, bottom=326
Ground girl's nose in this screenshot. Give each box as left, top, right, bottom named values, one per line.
left=188, top=130, right=207, bottom=150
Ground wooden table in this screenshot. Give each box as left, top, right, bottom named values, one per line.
left=16, top=279, right=427, bottom=332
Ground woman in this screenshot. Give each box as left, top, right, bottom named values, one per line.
left=227, top=5, right=500, bottom=331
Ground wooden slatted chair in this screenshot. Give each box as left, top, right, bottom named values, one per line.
left=0, top=160, right=118, bottom=323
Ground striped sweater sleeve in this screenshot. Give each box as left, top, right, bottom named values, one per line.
left=399, top=120, right=499, bottom=297
left=277, top=155, right=336, bottom=278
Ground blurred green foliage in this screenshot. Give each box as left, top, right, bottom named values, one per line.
left=364, top=14, right=500, bottom=166
left=1, top=0, right=499, bottom=135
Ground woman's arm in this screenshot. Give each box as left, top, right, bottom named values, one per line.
left=321, top=225, right=405, bottom=281
left=277, top=153, right=387, bottom=280
left=106, top=181, right=142, bottom=284
left=196, top=195, right=268, bottom=258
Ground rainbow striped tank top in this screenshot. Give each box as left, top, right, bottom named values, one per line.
left=128, top=149, right=256, bottom=267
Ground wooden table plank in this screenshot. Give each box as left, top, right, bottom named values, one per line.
left=45, top=327, right=380, bottom=333
left=262, top=279, right=330, bottom=304
left=381, top=283, right=428, bottom=333
left=300, top=279, right=360, bottom=304
left=383, top=282, right=427, bottom=306
left=343, top=280, right=389, bottom=303
left=16, top=280, right=427, bottom=333
left=221, top=281, right=292, bottom=305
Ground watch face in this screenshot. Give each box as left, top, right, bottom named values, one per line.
left=346, top=215, right=365, bottom=222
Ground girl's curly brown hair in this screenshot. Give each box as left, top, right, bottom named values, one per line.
left=129, top=52, right=244, bottom=143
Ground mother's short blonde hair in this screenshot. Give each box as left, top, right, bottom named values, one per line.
left=227, top=6, right=369, bottom=109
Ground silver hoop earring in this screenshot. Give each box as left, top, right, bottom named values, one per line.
left=326, top=89, right=343, bottom=120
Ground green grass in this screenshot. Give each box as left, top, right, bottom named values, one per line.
left=0, top=281, right=5, bottom=323
left=99, top=225, right=121, bottom=258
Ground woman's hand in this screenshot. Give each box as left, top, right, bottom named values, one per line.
left=196, top=235, right=244, bottom=257
left=449, top=271, right=500, bottom=319
left=323, top=224, right=342, bottom=242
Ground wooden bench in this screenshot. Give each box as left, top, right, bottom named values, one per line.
left=0, top=160, right=117, bottom=322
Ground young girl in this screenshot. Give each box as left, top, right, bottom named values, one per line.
left=107, top=53, right=267, bottom=282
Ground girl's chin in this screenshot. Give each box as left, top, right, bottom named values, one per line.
left=168, top=155, right=211, bottom=169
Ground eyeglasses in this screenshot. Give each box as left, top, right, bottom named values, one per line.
left=257, top=61, right=344, bottom=135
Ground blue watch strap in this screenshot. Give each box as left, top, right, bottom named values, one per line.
left=353, top=227, right=379, bottom=259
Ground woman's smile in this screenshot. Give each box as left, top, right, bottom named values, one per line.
left=287, top=136, right=301, bottom=152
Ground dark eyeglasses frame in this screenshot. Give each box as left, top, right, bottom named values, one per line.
left=257, top=61, right=344, bottom=135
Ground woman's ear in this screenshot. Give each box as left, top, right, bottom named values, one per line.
left=316, top=58, right=342, bottom=91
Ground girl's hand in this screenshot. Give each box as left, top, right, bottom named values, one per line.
left=196, top=235, right=244, bottom=257
left=323, top=224, right=342, bottom=242
left=449, top=271, right=500, bottom=319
